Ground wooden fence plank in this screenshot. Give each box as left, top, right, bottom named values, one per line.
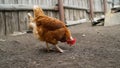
left=4, top=0, right=15, bottom=4
left=65, top=8, right=69, bottom=21
left=55, top=11, right=59, bottom=19
left=52, top=0, right=58, bottom=6
left=18, top=11, right=28, bottom=31
left=76, top=10, right=80, bottom=19
left=0, top=12, right=5, bottom=36
left=64, top=0, right=70, bottom=21
left=13, top=0, right=18, bottom=4
left=0, top=0, right=5, bottom=35
left=0, top=4, right=57, bottom=11
left=5, top=12, right=13, bottom=34
left=73, top=0, right=79, bottom=20
left=11, top=12, right=19, bottom=32
left=63, top=4, right=88, bottom=10
left=0, top=0, right=4, bottom=4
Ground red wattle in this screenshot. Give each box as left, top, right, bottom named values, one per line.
left=67, top=38, right=76, bottom=46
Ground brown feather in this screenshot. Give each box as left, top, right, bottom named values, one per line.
left=35, top=15, right=65, bottom=30
left=30, top=6, right=72, bottom=45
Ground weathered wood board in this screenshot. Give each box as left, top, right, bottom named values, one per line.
left=0, top=0, right=105, bottom=36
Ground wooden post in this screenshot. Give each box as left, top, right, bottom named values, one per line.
left=112, top=0, right=114, bottom=8
left=103, top=0, right=107, bottom=14
left=89, top=0, right=94, bottom=23
left=58, top=0, right=65, bottom=22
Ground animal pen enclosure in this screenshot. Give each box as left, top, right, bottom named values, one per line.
left=0, top=0, right=107, bottom=36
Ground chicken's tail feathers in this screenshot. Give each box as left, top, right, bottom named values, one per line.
left=27, top=13, right=34, bottom=21
left=28, top=13, right=32, bottom=17
left=28, top=13, right=32, bottom=19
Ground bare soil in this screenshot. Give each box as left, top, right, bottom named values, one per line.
left=0, top=23, right=120, bottom=68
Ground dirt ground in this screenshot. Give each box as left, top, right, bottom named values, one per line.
left=0, top=23, right=120, bottom=68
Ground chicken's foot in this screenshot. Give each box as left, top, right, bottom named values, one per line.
left=55, top=45, right=64, bottom=53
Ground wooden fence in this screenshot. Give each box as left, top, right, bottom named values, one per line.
left=0, top=0, right=107, bottom=36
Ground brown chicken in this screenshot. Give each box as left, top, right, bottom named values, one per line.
left=28, top=5, right=76, bottom=53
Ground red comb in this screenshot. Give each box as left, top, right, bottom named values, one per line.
left=67, top=38, right=76, bottom=46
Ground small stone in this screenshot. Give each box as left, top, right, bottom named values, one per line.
left=82, top=34, right=86, bottom=37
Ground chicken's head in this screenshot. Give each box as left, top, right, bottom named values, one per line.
left=67, top=38, right=76, bottom=46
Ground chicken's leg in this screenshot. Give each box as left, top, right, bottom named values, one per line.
left=55, top=45, right=64, bottom=53
left=46, top=42, right=50, bottom=52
